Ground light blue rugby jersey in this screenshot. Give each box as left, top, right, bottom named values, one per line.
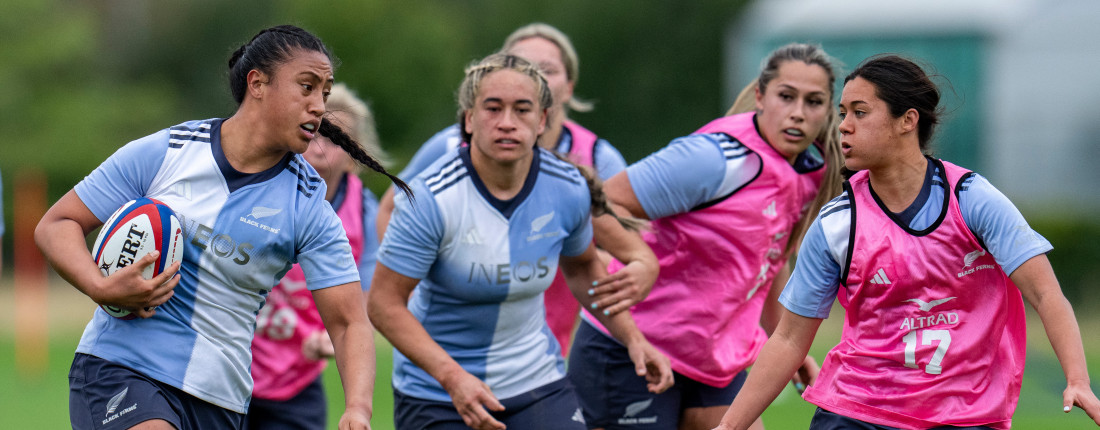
left=73, top=119, right=359, bottom=413
left=780, top=160, right=1053, bottom=319
left=379, top=145, right=594, bottom=402
left=397, top=124, right=627, bottom=181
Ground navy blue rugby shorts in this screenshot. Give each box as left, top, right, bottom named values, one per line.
left=69, top=353, right=243, bottom=430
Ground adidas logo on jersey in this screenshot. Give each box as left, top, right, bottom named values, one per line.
left=762, top=200, right=777, bottom=217
left=460, top=227, right=483, bottom=245
left=870, top=268, right=891, bottom=285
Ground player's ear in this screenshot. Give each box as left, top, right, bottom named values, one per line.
left=247, top=69, right=269, bottom=99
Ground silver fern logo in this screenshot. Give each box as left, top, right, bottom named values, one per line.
left=101, top=386, right=139, bottom=425
left=531, top=211, right=555, bottom=232
left=106, top=387, right=128, bottom=417
left=618, top=398, right=658, bottom=424
left=963, top=249, right=987, bottom=267
left=623, top=399, right=652, bottom=417
left=248, top=206, right=282, bottom=219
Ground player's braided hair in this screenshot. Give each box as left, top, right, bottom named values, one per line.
left=553, top=153, right=647, bottom=233
left=319, top=117, right=413, bottom=198
left=228, top=25, right=335, bottom=105
left=456, top=53, right=553, bottom=145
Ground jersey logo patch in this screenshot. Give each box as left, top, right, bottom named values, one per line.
left=870, top=268, right=892, bottom=285
left=248, top=206, right=282, bottom=219
left=105, top=387, right=128, bottom=417
left=460, top=227, right=484, bottom=245
left=531, top=211, right=555, bottom=232
left=904, top=297, right=956, bottom=312
left=963, top=249, right=986, bottom=267
left=762, top=200, right=777, bottom=217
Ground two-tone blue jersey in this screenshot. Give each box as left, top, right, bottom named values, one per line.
left=73, top=119, right=359, bottom=413
left=378, top=146, right=593, bottom=402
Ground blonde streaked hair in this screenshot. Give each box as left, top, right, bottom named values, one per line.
left=503, top=22, right=593, bottom=113
left=727, top=44, right=844, bottom=253
left=456, top=53, right=553, bottom=144
left=324, top=83, right=391, bottom=169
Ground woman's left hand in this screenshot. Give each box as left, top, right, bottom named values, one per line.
left=1064, top=380, right=1100, bottom=425
left=791, top=354, right=820, bottom=394
left=588, top=259, right=656, bottom=316
left=302, top=330, right=336, bottom=361
left=625, top=339, right=674, bottom=394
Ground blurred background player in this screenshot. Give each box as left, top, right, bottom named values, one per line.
left=368, top=53, right=672, bottom=430
left=713, top=54, right=1100, bottom=430
left=248, top=83, right=389, bottom=430
left=34, top=25, right=406, bottom=429
left=376, top=23, right=644, bottom=356
left=568, top=43, right=844, bottom=430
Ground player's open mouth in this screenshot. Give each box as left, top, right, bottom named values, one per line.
left=783, top=128, right=804, bottom=138
left=301, top=122, right=317, bottom=139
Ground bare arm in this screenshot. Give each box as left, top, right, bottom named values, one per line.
left=313, top=282, right=375, bottom=429
left=588, top=210, right=658, bottom=315
left=602, top=170, right=648, bottom=220
left=1012, top=255, right=1100, bottom=424
left=34, top=190, right=178, bottom=318
left=367, top=263, right=505, bottom=430
left=714, top=309, right=823, bottom=430
left=760, top=260, right=819, bottom=393
left=560, top=243, right=674, bottom=393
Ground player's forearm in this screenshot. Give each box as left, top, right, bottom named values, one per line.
left=368, top=290, right=466, bottom=390
left=561, top=252, right=647, bottom=347
left=1013, top=256, right=1092, bottom=384
left=330, top=319, right=376, bottom=417
left=592, top=211, right=652, bottom=264
left=719, top=311, right=821, bottom=430
left=1035, top=294, right=1091, bottom=384
left=35, top=212, right=106, bottom=301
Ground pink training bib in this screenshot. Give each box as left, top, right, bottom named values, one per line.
left=803, top=160, right=1026, bottom=429
left=594, top=112, right=824, bottom=386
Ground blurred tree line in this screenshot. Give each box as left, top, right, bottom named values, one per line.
left=0, top=0, right=748, bottom=195
left=0, top=0, right=750, bottom=270
left=3, top=0, right=1099, bottom=302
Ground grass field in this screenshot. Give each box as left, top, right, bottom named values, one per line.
left=3, top=283, right=1099, bottom=429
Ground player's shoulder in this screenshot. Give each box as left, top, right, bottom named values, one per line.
left=164, top=118, right=218, bottom=149
left=419, top=149, right=467, bottom=196
left=285, top=154, right=326, bottom=200
left=425, top=124, right=463, bottom=150
left=538, top=148, right=587, bottom=188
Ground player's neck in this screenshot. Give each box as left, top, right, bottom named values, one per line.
left=868, top=149, right=928, bottom=213
left=471, top=152, right=532, bottom=201
left=537, top=111, right=566, bottom=151
left=221, top=113, right=287, bottom=174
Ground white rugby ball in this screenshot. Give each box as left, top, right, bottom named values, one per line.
left=91, top=198, right=184, bottom=319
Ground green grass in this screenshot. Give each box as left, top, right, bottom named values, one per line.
left=3, top=313, right=1099, bottom=429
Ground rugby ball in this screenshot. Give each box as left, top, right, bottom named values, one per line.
left=91, top=198, right=184, bottom=319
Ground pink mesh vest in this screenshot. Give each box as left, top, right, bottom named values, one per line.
left=251, top=173, right=366, bottom=401
left=594, top=112, right=824, bottom=386
left=543, top=120, right=599, bottom=356
left=803, top=160, right=1025, bottom=429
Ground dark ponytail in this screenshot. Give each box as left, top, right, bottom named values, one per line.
left=554, top=154, right=647, bottom=232
left=845, top=55, right=942, bottom=150
left=319, top=118, right=413, bottom=198
left=228, top=25, right=333, bottom=105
